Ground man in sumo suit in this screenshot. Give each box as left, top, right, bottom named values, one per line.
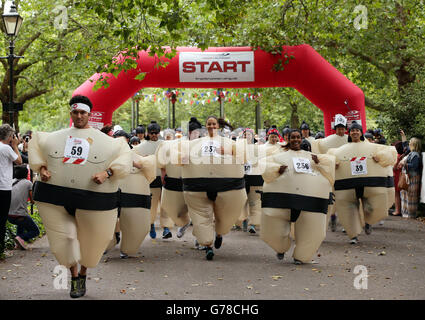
left=28, top=95, right=132, bottom=298
left=327, top=121, right=396, bottom=244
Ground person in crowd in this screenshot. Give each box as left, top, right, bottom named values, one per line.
left=157, top=119, right=202, bottom=240
left=28, top=95, right=131, bottom=298
left=311, top=114, right=349, bottom=232
left=135, top=125, right=146, bottom=141
left=130, top=136, right=141, bottom=147
left=315, top=132, right=325, bottom=139
left=400, top=137, right=422, bottom=218
left=136, top=121, right=174, bottom=239
left=374, top=129, right=387, bottom=145
left=163, top=128, right=175, bottom=141
left=327, top=121, right=396, bottom=244
left=180, top=115, right=247, bottom=260
left=261, top=129, right=335, bottom=264
left=100, top=124, right=114, bottom=137
left=364, top=131, right=374, bottom=143
left=0, top=124, right=23, bottom=259
left=8, top=165, right=39, bottom=250
left=237, top=128, right=264, bottom=234
left=282, top=126, right=291, bottom=143
left=300, top=121, right=315, bottom=143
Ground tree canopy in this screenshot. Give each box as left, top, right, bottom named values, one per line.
left=0, top=0, right=423, bottom=142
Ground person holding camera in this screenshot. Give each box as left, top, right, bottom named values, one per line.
left=0, top=124, right=23, bottom=259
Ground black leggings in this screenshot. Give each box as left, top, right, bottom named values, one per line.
left=0, top=190, right=12, bottom=253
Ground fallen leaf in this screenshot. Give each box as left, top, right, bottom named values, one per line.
left=120, top=289, right=126, bottom=294
left=378, top=251, right=386, bottom=256
left=328, top=274, right=333, bottom=277
left=12, top=264, right=22, bottom=267
left=271, top=275, right=283, bottom=280
left=41, top=253, right=47, bottom=257
left=319, top=284, right=326, bottom=287
left=139, top=269, right=144, bottom=272
left=41, top=284, right=46, bottom=287
left=93, top=277, right=100, bottom=282
left=191, top=283, right=199, bottom=287
left=304, top=288, right=310, bottom=291
left=1, top=277, right=6, bottom=280
left=247, top=285, right=253, bottom=290
left=217, top=277, right=223, bottom=280
left=129, top=287, right=136, bottom=291
left=163, top=275, right=168, bottom=278
left=164, top=292, right=168, bottom=295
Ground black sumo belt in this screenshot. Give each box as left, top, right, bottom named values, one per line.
left=182, top=177, right=245, bottom=202
left=33, top=181, right=151, bottom=216
left=334, top=176, right=394, bottom=190
left=261, top=192, right=330, bottom=223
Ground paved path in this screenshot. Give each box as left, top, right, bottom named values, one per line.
left=1, top=215, right=424, bottom=300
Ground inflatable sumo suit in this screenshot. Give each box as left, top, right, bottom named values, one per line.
left=261, top=149, right=335, bottom=263
left=237, top=142, right=267, bottom=228
left=156, top=139, right=190, bottom=227
left=311, top=132, right=348, bottom=220
left=28, top=127, right=131, bottom=268
left=180, top=135, right=248, bottom=247
left=327, top=138, right=397, bottom=240
left=115, top=151, right=156, bottom=256
left=135, top=138, right=174, bottom=229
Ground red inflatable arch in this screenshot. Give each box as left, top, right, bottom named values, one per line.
left=73, top=45, right=365, bottom=136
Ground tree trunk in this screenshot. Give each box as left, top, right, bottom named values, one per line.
left=290, top=102, right=299, bottom=129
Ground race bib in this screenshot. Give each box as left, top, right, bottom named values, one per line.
left=350, top=157, right=367, bottom=175
left=201, top=140, right=221, bottom=157
left=63, top=136, right=90, bottom=165
left=292, top=157, right=312, bottom=174
left=244, top=161, right=252, bottom=174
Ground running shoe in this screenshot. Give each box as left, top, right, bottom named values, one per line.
left=276, top=253, right=285, bottom=260
left=365, top=223, right=372, bottom=235
left=149, top=224, right=156, bottom=239
left=206, top=247, right=214, bottom=260
left=70, top=278, right=82, bottom=298
left=14, top=236, right=27, bottom=250
left=242, top=219, right=248, bottom=232
left=120, top=252, right=129, bottom=259
left=214, top=235, right=223, bottom=249
left=349, top=237, right=358, bottom=244
left=330, top=215, right=337, bottom=232
left=78, top=274, right=86, bottom=297
left=248, top=225, right=257, bottom=234
left=177, top=222, right=190, bottom=238
left=162, top=227, right=172, bottom=239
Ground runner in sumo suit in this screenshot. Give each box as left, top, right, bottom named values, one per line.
left=311, top=114, right=349, bottom=232
left=180, top=116, right=248, bottom=260
left=28, top=95, right=132, bottom=298
left=327, top=121, right=397, bottom=244
left=260, top=129, right=335, bottom=264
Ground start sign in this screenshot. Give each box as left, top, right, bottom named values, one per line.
left=179, top=51, right=254, bottom=82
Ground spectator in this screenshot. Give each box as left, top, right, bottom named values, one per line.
left=401, top=137, right=422, bottom=218
left=8, top=165, right=39, bottom=250
left=0, top=124, right=22, bottom=259
left=100, top=124, right=114, bottom=137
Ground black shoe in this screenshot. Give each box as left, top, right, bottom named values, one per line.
left=364, top=223, right=372, bottom=235
left=349, top=237, right=359, bottom=244
left=276, top=253, right=285, bottom=260
left=214, top=235, right=223, bottom=249
left=78, top=274, right=86, bottom=297
left=330, top=215, right=337, bottom=232
left=206, top=247, right=214, bottom=260
left=70, top=277, right=82, bottom=298
left=294, top=259, right=303, bottom=265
